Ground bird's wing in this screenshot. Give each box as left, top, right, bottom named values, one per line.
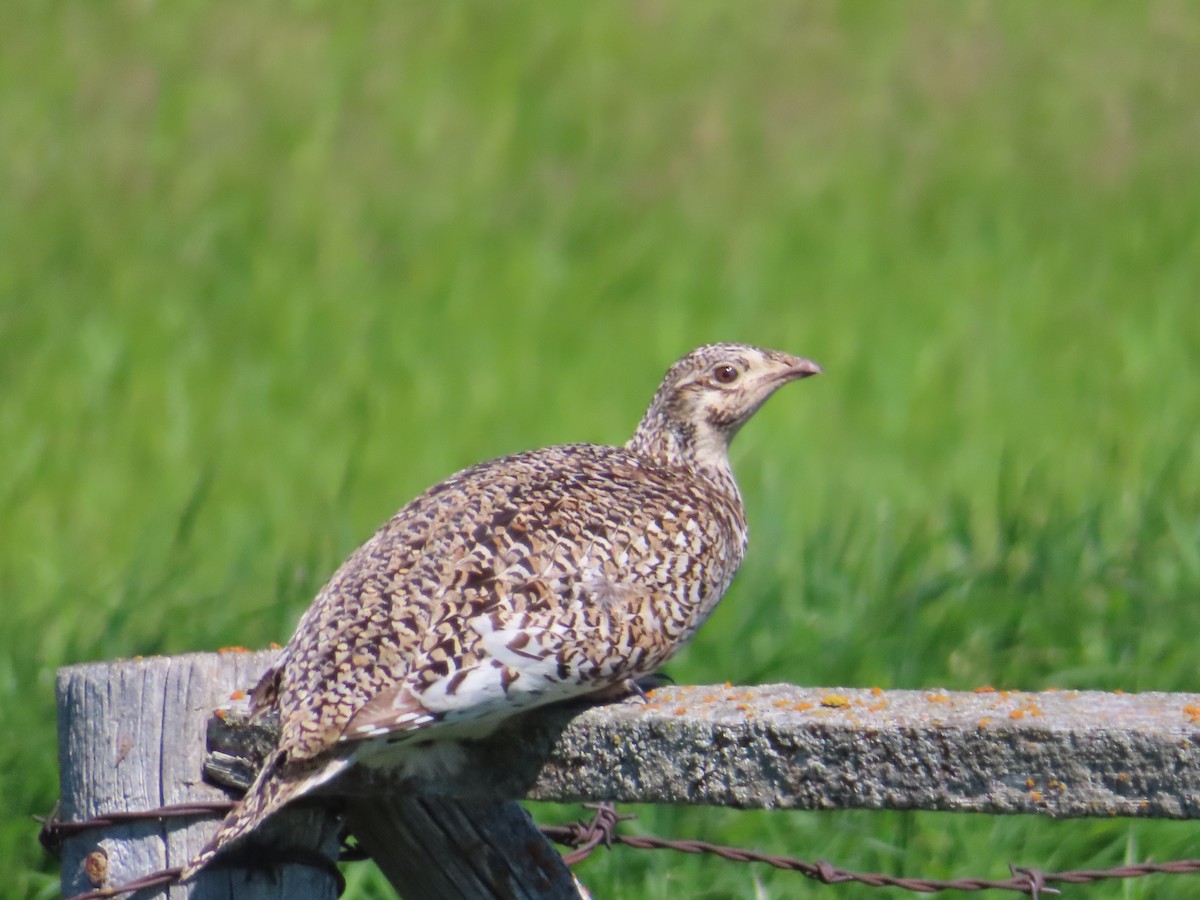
left=339, top=572, right=665, bottom=742
left=275, top=447, right=742, bottom=758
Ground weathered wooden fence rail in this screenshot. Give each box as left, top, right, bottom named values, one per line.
left=56, top=651, right=1200, bottom=898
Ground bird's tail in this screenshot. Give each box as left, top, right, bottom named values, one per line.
left=180, top=749, right=351, bottom=881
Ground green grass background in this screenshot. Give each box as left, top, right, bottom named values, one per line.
left=4, top=2, right=1200, bottom=897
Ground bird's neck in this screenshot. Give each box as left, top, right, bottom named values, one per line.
left=626, top=411, right=742, bottom=503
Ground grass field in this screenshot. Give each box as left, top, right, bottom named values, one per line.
left=3, top=2, right=1200, bottom=897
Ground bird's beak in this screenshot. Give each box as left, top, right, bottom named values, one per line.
left=781, top=357, right=822, bottom=381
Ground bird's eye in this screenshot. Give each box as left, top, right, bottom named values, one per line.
left=713, top=364, right=740, bottom=384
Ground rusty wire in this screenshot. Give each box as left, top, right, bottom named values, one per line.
left=542, top=803, right=1200, bottom=896
left=37, top=800, right=236, bottom=853
left=40, top=799, right=1200, bottom=899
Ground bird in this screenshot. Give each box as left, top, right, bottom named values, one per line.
left=181, top=342, right=820, bottom=880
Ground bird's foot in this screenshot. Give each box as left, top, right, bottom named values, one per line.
left=592, top=672, right=674, bottom=703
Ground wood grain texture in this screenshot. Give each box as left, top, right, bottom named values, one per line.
left=209, top=665, right=1200, bottom=820
left=343, top=796, right=585, bottom=900
left=56, top=652, right=583, bottom=900
left=60, top=650, right=1200, bottom=898
left=56, top=652, right=340, bottom=900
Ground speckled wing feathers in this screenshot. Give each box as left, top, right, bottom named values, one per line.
left=275, top=444, right=746, bottom=760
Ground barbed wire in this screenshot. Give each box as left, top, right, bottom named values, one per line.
left=39, top=799, right=1200, bottom=899
left=542, top=803, right=1200, bottom=896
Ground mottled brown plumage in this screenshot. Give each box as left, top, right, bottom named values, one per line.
left=182, top=342, right=819, bottom=879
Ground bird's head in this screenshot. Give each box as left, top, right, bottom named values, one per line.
left=628, top=343, right=821, bottom=474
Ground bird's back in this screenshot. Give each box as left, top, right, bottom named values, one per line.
left=268, top=442, right=748, bottom=761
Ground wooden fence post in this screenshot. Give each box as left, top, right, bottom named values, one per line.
left=57, top=651, right=584, bottom=900
left=56, top=652, right=342, bottom=900
left=202, top=668, right=587, bottom=899
left=341, top=796, right=587, bottom=899
left=57, top=650, right=1200, bottom=897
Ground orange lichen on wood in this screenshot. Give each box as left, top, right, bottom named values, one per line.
left=821, top=695, right=851, bottom=709
left=1009, top=702, right=1043, bottom=720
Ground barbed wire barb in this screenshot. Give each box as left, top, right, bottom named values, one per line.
left=40, top=798, right=1200, bottom=899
